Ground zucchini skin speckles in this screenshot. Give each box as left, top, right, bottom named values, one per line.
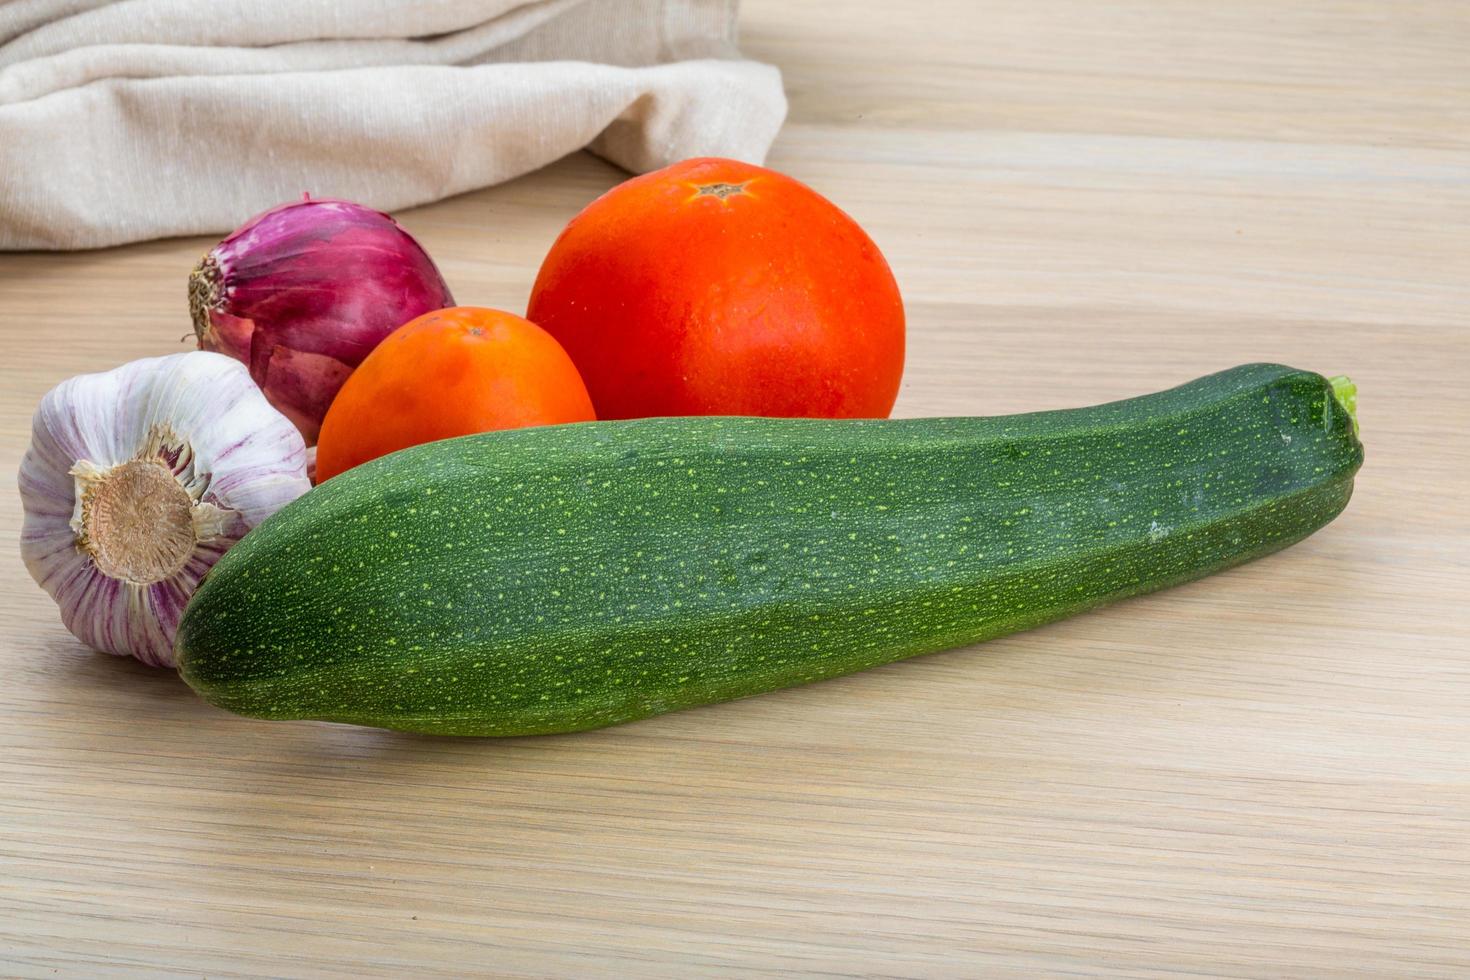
left=176, top=363, right=1363, bottom=736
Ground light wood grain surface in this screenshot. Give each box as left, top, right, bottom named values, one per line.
left=3, top=1, right=1468, bottom=976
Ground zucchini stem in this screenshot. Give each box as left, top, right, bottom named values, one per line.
left=1328, top=375, right=1359, bottom=434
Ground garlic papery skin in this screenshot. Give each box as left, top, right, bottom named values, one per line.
left=19, top=351, right=311, bottom=668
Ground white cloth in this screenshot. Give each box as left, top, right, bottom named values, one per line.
left=0, top=0, right=785, bottom=249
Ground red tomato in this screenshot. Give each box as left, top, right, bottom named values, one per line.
left=315, top=307, right=595, bottom=482
left=527, top=158, right=905, bottom=419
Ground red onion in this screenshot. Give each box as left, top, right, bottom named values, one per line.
left=188, top=196, right=454, bottom=444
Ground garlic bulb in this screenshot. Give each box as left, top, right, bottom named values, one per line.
left=19, top=351, right=311, bottom=667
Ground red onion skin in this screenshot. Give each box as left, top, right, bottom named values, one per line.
left=191, top=198, right=454, bottom=444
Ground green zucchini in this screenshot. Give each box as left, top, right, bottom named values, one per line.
left=176, top=363, right=1363, bottom=736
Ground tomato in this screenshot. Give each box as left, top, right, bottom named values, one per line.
left=315, top=306, right=595, bottom=482
left=527, top=157, right=905, bottom=419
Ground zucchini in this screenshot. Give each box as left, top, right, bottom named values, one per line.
left=176, top=363, right=1363, bottom=735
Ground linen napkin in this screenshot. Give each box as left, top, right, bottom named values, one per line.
left=0, top=0, right=786, bottom=250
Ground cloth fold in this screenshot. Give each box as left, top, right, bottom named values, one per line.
left=0, top=0, right=785, bottom=250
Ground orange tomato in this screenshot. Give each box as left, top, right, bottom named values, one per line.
left=315, top=306, right=595, bottom=482
left=527, top=157, right=905, bottom=420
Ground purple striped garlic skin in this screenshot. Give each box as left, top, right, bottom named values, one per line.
left=19, top=352, right=311, bottom=668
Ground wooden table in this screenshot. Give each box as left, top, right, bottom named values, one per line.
left=3, top=1, right=1467, bottom=975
